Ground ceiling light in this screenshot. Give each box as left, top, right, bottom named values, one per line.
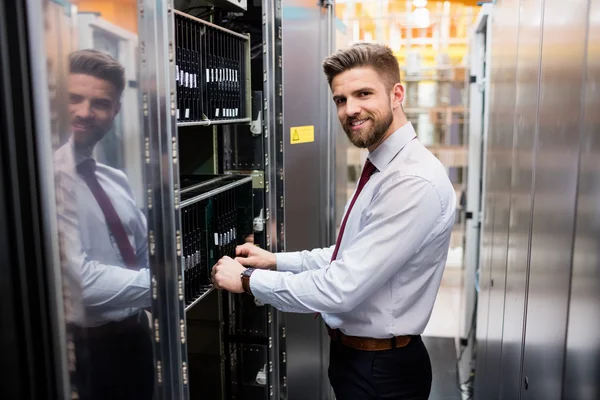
left=413, top=7, right=430, bottom=28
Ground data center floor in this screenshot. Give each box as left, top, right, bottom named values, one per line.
left=423, top=267, right=464, bottom=400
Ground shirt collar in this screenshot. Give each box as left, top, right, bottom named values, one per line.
left=368, top=121, right=417, bottom=172
left=68, top=135, right=94, bottom=166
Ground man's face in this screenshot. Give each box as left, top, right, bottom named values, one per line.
left=68, top=73, right=121, bottom=149
left=331, top=67, right=396, bottom=149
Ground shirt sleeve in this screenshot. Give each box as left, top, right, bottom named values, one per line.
left=55, top=165, right=151, bottom=320
left=249, top=175, right=447, bottom=314
left=275, top=245, right=335, bottom=274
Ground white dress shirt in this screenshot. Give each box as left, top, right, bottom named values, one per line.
left=250, top=122, right=456, bottom=338
left=54, top=138, right=151, bottom=327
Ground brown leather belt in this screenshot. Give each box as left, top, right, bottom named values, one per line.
left=327, top=326, right=414, bottom=351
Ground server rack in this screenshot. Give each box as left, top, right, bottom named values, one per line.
left=158, top=0, right=287, bottom=399
left=4, top=0, right=338, bottom=397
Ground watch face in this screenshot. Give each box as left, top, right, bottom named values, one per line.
left=243, top=268, right=254, bottom=277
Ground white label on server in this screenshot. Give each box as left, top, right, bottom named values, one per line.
left=235, top=70, right=238, bottom=82
left=185, top=108, right=190, bottom=118
left=180, top=70, right=185, bottom=83
left=206, top=69, right=210, bottom=82
left=214, top=233, right=219, bottom=246
left=215, top=108, right=220, bottom=117
left=185, top=72, right=190, bottom=87
left=176, top=65, right=179, bottom=80
left=193, top=74, right=197, bottom=88
left=176, top=109, right=180, bottom=119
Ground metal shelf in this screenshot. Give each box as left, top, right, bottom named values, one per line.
left=185, top=285, right=215, bottom=312
left=180, top=175, right=252, bottom=208
left=178, top=118, right=251, bottom=127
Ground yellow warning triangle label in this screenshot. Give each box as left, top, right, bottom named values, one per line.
left=290, top=125, right=314, bottom=144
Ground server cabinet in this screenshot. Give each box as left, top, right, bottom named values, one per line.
left=458, top=4, right=492, bottom=392
left=497, top=0, right=544, bottom=398
left=520, top=0, right=590, bottom=398
left=474, top=0, right=520, bottom=397
left=474, top=0, right=600, bottom=399
left=279, top=0, right=340, bottom=399
left=5, top=0, right=335, bottom=399
left=7, top=0, right=189, bottom=398
left=564, top=2, right=600, bottom=398
left=0, top=0, right=70, bottom=398
left=168, top=0, right=288, bottom=399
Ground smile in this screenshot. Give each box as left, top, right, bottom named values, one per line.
left=350, top=119, right=368, bottom=127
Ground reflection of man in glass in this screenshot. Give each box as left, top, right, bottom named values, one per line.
left=55, top=49, right=153, bottom=400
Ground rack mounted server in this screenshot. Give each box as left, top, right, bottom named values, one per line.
left=180, top=174, right=253, bottom=309
left=174, top=10, right=251, bottom=125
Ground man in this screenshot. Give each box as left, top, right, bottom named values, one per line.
left=54, top=49, right=153, bottom=400
left=212, top=43, right=456, bottom=399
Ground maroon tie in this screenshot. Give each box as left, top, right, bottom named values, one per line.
left=77, top=159, right=139, bottom=270
left=330, top=159, right=377, bottom=262
left=315, top=159, right=377, bottom=320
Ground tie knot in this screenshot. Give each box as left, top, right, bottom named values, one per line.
left=77, top=158, right=97, bottom=177
left=362, top=159, right=377, bottom=177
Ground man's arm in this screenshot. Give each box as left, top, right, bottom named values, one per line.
left=249, top=176, right=452, bottom=313
left=234, top=243, right=335, bottom=274
left=274, top=246, right=335, bottom=273
left=56, top=167, right=151, bottom=319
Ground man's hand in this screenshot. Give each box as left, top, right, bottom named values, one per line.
left=212, top=256, right=245, bottom=293
left=235, top=243, right=277, bottom=270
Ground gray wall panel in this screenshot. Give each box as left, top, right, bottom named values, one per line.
left=477, top=0, right=521, bottom=396
left=521, top=0, right=591, bottom=398
left=474, top=1, right=505, bottom=393
left=498, top=1, right=545, bottom=398
left=563, top=1, right=600, bottom=398
left=281, top=1, right=335, bottom=399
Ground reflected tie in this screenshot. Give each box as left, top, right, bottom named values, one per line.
left=315, top=159, right=377, bottom=320
left=77, top=159, right=139, bottom=270
left=330, top=159, right=377, bottom=262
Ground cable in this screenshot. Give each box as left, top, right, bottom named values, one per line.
left=455, top=296, right=478, bottom=398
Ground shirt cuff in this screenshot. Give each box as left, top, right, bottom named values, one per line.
left=249, top=269, right=283, bottom=309
left=274, top=252, right=303, bottom=274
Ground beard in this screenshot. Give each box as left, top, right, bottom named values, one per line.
left=342, top=107, right=393, bottom=149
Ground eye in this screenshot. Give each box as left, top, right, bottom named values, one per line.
left=69, top=94, right=83, bottom=104
left=92, top=99, right=112, bottom=110
left=359, top=91, right=371, bottom=97
left=335, top=98, right=346, bottom=105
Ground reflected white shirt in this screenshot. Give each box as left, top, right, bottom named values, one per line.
left=250, top=122, right=456, bottom=338
left=54, top=138, right=151, bottom=327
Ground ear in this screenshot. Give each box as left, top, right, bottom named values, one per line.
left=391, top=83, right=404, bottom=110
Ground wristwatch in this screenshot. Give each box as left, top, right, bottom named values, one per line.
left=241, top=268, right=255, bottom=295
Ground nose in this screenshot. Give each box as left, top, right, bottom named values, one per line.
left=345, top=97, right=361, bottom=118
left=74, top=100, right=94, bottom=120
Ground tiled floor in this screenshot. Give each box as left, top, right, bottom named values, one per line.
left=422, top=265, right=465, bottom=400
left=423, top=267, right=464, bottom=339
left=423, top=336, right=462, bottom=400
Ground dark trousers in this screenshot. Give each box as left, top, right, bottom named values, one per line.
left=328, top=335, right=432, bottom=400
left=72, top=312, right=155, bottom=400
